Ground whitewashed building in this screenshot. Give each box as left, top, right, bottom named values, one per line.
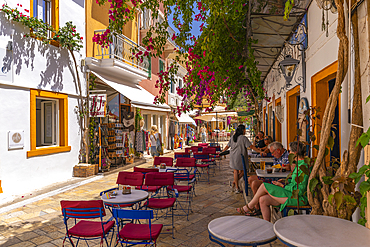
left=0, top=0, right=86, bottom=204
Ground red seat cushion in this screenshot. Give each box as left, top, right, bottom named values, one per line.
left=68, top=220, right=114, bottom=237
left=135, top=185, right=161, bottom=192
left=145, top=198, right=176, bottom=209
left=119, top=223, right=163, bottom=240
left=196, top=164, right=209, bottom=167
left=200, top=159, right=215, bottom=162
left=169, top=185, right=192, bottom=192
left=174, top=174, right=195, bottom=180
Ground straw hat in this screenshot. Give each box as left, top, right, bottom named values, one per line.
left=151, top=125, right=158, bottom=134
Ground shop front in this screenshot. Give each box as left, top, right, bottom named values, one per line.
left=88, top=72, right=170, bottom=168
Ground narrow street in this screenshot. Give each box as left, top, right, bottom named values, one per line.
left=0, top=148, right=285, bottom=247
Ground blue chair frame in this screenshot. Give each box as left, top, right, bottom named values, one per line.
left=241, top=154, right=249, bottom=196
left=112, top=209, right=161, bottom=246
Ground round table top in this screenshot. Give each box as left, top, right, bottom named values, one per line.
left=159, top=167, right=177, bottom=172
left=101, top=189, right=148, bottom=205
left=208, top=216, right=276, bottom=245
left=274, top=215, right=370, bottom=247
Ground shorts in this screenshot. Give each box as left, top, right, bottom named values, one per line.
left=151, top=146, right=159, bottom=157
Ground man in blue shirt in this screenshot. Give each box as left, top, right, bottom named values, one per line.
left=269, top=142, right=290, bottom=170
left=248, top=142, right=290, bottom=202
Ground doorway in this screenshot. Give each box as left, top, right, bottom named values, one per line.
left=286, top=86, right=300, bottom=144
left=312, top=61, right=340, bottom=164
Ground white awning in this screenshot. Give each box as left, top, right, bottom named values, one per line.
left=176, top=114, right=197, bottom=126
left=92, top=72, right=170, bottom=112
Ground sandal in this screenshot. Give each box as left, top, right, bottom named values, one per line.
left=236, top=204, right=260, bottom=216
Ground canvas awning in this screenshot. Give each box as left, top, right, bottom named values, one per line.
left=176, top=114, right=197, bottom=126
left=92, top=72, right=170, bottom=112
left=251, top=0, right=310, bottom=82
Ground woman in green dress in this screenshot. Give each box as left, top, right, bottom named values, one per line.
left=237, top=141, right=309, bottom=221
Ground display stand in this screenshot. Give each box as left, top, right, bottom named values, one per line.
left=107, top=123, right=125, bottom=167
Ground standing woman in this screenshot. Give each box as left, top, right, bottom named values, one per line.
left=221, top=124, right=252, bottom=193
left=150, top=125, right=161, bottom=157
left=200, top=124, right=207, bottom=143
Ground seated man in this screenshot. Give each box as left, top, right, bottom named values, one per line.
left=238, top=142, right=309, bottom=221
left=253, top=131, right=266, bottom=149
left=248, top=142, right=290, bottom=205
left=257, top=136, right=273, bottom=157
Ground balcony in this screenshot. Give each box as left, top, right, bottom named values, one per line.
left=86, top=30, right=151, bottom=83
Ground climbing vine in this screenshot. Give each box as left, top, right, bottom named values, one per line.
left=92, top=0, right=274, bottom=114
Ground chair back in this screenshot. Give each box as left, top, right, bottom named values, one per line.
left=215, top=146, right=221, bottom=152
left=134, top=167, right=159, bottom=174
left=241, top=154, right=248, bottom=196
left=145, top=172, right=174, bottom=186
left=154, top=157, right=174, bottom=167
left=209, top=142, right=218, bottom=147
left=174, top=152, right=190, bottom=159
left=202, top=147, right=216, bottom=154
left=176, top=158, right=196, bottom=167
left=116, top=171, right=144, bottom=186
left=198, top=143, right=209, bottom=147
left=112, top=208, right=153, bottom=220
left=194, top=153, right=210, bottom=160
left=184, top=147, right=192, bottom=154
left=61, top=200, right=106, bottom=219
left=190, top=146, right=202, bottom=152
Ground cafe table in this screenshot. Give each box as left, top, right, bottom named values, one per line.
left=273, top=215, right=370, bottom=247
left=208, top=216, right=276, bottom=246
left=101, top=189, right=148, bottom=209
left=256, top=169, right=291, bottom=180
left=250, top=157, right=274, bottom=163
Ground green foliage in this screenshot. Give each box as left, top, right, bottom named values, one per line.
left=356, top=127, right=370, bottom=148
left=284, top=0, right=294, bottom=20
left=1, top=4, right=83, bottom=52
left=93, top=0, right=269, bottom=113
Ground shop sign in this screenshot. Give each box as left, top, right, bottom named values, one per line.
left=8, top=130, right=24, bottom=149
left=89, top=94, right=106, bottom=117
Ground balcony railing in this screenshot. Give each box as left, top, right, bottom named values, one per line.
left=167, top=26, right=177, bottom=46
left=93, top=30, right=150, bottom=74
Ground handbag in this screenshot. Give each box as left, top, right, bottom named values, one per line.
left=219, top=150, right=230, bottom=156
left=154, top=134, right=163, bottom=155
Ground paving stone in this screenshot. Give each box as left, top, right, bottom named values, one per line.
left=0, top=150, right=288, bottom=247
left=29, top=235, right=53, bottom=245
left=14, top=231, right=40, bottom=241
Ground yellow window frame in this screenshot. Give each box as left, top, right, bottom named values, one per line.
left=30, top=0, right=59, bottom=30
left=28, top=89, right=70, bottom=158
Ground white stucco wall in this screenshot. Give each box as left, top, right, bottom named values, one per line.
left=0, top=0, right=86, bottom=204
left=263, top=3, right=353, bottom=155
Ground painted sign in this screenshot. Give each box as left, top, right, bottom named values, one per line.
left=89, top=94, right=106, bottom=117
left=8, top=130, right=24, bottom=149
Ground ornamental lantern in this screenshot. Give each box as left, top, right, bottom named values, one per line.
left=279, top=55, right=300, bottom=87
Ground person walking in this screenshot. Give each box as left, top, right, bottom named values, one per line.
left=221, top=124, right=252, bottom=193
left=200, top=124, right=207, bottom=143
left=150, top=125, right=161, bottom=157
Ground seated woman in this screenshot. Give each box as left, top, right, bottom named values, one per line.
left=237, top=141, right=309, bottom=221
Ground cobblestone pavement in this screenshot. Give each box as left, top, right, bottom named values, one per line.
left=0, top=149, right=286, bottom=247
